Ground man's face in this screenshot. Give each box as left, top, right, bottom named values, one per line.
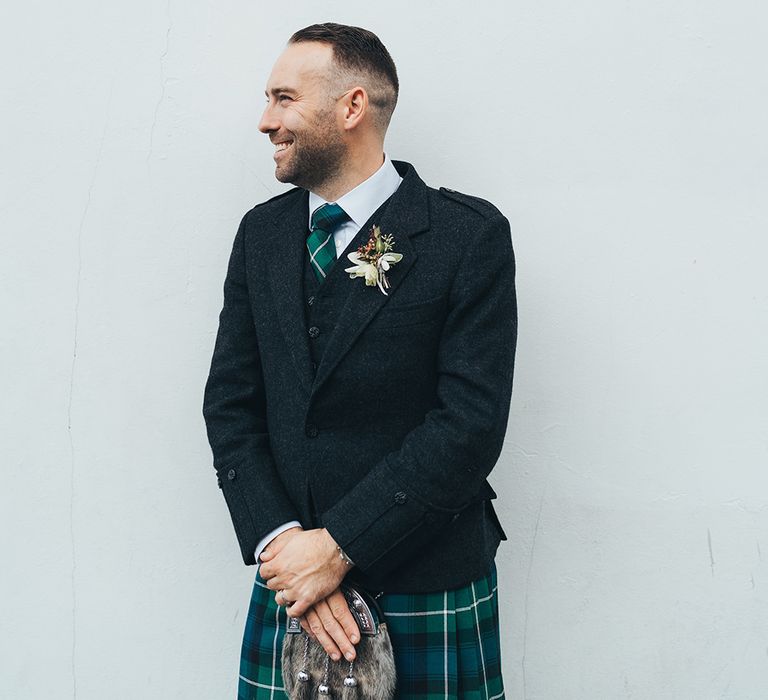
left=259, top=42, right=347, bottom=191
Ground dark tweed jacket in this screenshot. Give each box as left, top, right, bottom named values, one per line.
left=202, top=160, right=517, bottom=592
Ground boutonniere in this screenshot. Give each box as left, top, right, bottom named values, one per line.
left=344, top=225, right=403, bottom=296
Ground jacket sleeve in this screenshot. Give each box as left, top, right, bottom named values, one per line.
left=202, top=214, right=302, bottom=565
left=321, top=213, right=517, bottom=578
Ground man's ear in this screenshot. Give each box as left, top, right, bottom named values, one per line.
left=341, top=86, right=368, bottom=130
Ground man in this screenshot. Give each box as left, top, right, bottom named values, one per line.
left=203, top=22, right=516, bottom=699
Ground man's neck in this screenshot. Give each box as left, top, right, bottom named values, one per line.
left=311, top=150, right=385, bottom=202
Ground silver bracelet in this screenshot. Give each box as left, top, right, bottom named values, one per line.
left=336, top=545, right=355, bottom=567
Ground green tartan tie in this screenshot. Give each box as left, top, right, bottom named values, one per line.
left=307, top=203, right=350, bottom=282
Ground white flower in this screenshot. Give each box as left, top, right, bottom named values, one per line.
left=345, top=251, right=403, bottom=295
left=375, top=253, right=403, bottom=294
left=378, top=252, right=403, bottom=270
left=345, top=252, right=378, bottom=285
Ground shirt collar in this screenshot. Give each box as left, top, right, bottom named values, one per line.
left=307, top=153, right=403, bottom=229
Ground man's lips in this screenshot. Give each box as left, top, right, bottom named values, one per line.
left=273, top=140, right=294, bottom=160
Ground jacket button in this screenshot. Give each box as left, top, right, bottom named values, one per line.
left=308, top=326, right=320, bottom=338
left=227, top=468, right=237, bottom=481
left=307, top=295, right=315, bottom=306
left=305, top=424, right=319, bottom=438
left=394, top=491, right=407, bottom=505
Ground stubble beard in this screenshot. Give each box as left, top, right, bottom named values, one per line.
left=275, top=116, right=348, bottom=193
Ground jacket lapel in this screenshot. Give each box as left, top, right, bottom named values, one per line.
left=311, top=161, right=430, bottom=397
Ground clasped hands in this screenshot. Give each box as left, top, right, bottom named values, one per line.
left=258, top=526, right=359, bottom=663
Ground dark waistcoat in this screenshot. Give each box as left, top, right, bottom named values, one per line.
left=301, top=199, right=392, bottom=523
left=302, top=196, right=394, bottom=381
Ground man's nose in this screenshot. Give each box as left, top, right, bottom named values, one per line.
left=259, top=103, right=278, bottom=134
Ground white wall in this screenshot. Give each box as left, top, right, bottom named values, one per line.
left=1, top=1, right=766, bottom=698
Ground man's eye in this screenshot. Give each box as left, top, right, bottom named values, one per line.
left=278, top=94, right=292, bottom=102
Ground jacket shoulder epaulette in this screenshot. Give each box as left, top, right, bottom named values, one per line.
left=438, top=187, right=501, bottom=218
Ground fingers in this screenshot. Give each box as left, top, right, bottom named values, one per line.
left=299, top=616, right=316, bottom=640
left=259, top=545, right=278, bottom=565
left=304, top=608, right=341, bottom=661
left=282, top=584, right=333, bottom=619
left=285, top=597, right=309, bottom=618
left=260, top=526, right=303, bottom=563
left=304, top=600, right=357, bottom=662
left=264, top=573, right=283, bottom=590
left=326, top=589, right=360, bottom=648
left=270, top=584, right=307, bottom=616
left=262, top=572, right=340, bottom=619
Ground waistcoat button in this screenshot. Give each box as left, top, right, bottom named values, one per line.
left=394, top=491, right=407, bottom=504
left=227, top=468, right=237, bottom=481
left=308, top=326, right=320, bottom=338
left=307, top=295, right=315, bottom=306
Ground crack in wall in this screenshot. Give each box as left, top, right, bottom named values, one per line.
left=522, top=473, right=548, bottom=700
left=148, top=0, right=173, bottom=166
left=67, top=82, right=113, bottom=700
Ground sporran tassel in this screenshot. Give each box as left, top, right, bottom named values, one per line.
left=283, top=633, right=314, bottom=700
left=340, top=660, right=360, bottom=700
left=317, top=654, right=331, bottom=696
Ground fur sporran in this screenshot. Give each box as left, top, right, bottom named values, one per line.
left=281, top=584, right=396, bottom=699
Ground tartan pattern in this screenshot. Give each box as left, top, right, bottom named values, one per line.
left=238, top=564, right=504, bottom=699
left=307, top=203, right=350, bottom=281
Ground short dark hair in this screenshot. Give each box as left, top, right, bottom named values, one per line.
left=289, top=23, right=399, bottom=132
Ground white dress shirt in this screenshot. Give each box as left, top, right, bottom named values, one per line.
left=308, top=152, right=404, bottom=258
left=254, top=153, right=403, bottom=564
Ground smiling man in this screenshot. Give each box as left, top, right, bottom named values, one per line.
left=203, top=22, right=517, bottom=699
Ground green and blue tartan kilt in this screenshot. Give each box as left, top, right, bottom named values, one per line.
left=238, top=564, right=504, bottom=699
